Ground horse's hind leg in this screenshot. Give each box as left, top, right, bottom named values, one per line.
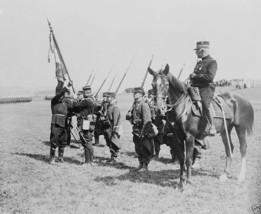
left=235, top=126, right=247, bottom=183
left=220, top=126, right=234, bottom=181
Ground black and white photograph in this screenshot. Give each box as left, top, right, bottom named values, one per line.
left=0, top=0, right=260, bottom=213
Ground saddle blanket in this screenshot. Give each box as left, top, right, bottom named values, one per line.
left=191, top=95, right=233, bottom=119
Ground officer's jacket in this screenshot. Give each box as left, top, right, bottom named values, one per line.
left=51, top=87, right=74, bottom=128
left=106, top=103, right=121, bottom=130
left=131, top=98, right=151, bottom=131
left=73, top=96, right=96, bottom=119
left=191, top=55, right=217, bottom=88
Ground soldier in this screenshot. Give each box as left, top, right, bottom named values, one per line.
left=127, top=87, right=154, bottom=172
left=190, top=41, right=217, bottom=136
left=93, top=92, right=108, bottom=146
left=147, top=89, right=177, bottom=161
left=72, top=85, right=96, bottom=166
left=49, top=80, right=74, bottom=164
left=102, top=92, right=122, bottom=163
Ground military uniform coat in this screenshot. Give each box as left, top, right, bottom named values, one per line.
left=103, top=102, right=121, bottom=156
left=131, top=98, right=153, bottom=164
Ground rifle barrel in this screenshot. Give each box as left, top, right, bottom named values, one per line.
left=141, top=55, right=154, bottom=87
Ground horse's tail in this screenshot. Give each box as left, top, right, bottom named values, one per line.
left=246, top=101, right=254, bottom=136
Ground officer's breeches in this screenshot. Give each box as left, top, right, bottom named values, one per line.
left=50, top=124, right=67, bottom=149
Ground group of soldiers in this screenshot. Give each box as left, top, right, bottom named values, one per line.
left=49, top=80, right=123, bottom=166
left=49, top=40, right=218, bottom=171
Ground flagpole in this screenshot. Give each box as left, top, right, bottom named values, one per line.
left=47, top=18, right=75, bottom=93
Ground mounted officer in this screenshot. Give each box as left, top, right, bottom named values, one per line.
left=126, top=87, right=154, bottom=172
left=72, top=85, right=96, bottom=166
left=102, top=92, right=122, bottom=163
left=49, top=80, right=74, bottom=164
left=190, top=41, right=217, bottom=136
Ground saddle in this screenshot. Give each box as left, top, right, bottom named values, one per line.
left=188, top=87, right=232, bottom=119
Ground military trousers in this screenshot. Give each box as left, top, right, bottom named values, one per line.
left=133, top=134, right=153, bottom=165
left=50, top=124, right=67, bottom=150
left=104, top=130, right=121, bottom=158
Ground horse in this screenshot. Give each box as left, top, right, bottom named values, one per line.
left=148, top=64, right=254, bottom=190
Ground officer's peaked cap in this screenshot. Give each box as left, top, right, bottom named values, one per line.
left=194, top=41, right=209, bottom=50
left=107, top=92, right=116, bottom=98
left=133, top=87, right=145, bottom=94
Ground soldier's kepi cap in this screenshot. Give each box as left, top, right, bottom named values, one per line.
left=194, top=41, right=209, bottom=50
left=133, top=87, right=145, bottom=95
left=103, top=92, right=116, bottom=98
left=82, top=85, right=92, bottom=91
left=77, top=90, right=83, bottom=95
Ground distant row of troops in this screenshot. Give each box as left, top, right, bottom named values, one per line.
left=49, top=81, right=203, bottom=171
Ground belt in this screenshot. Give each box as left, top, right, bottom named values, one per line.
left=53, top=114, right=66, bottom=117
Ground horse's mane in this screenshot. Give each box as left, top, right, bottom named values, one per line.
left=163, top=71, right=187, bottom=94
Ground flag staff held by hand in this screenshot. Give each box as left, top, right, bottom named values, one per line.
left=47, top=18, right=75, bottom=93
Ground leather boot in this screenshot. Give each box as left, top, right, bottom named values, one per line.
left=139, top=163, right=149, bottom=172
left=84, top=149, right=91, bottom=164
left=49, top=147, right=56, bottom=164
left=106, top=155, right=116, bottom=163
left=205, top=107, right=216, bottom=136
left=57, top=147, right=64, bottom=163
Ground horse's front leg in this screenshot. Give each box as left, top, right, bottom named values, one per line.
left=185, top=135, right=195, bottom=185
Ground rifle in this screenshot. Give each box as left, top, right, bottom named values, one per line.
left=47, top=18, right=75, bottom=93
left=108, top=73, right=117, bottom=92
left=115, top=53, right=137, bottom=94
left=177, top=62, right=186, bottom=80
left=141, top=55, right=154, bottom=87
left=90, top=73, right=96, bottom=86
left=94, top=65, right=114, bottom=97
left=86, top=72, right=93, bottom=86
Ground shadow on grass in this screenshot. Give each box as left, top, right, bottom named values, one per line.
left=13, top=152, right=82, bottom=165
left=94, top=155, right=132, bottom=170
left=94, top=169, right=180, bottom=187
left=123, top=151, right=137, bottom=158
left=42, top=140, right=81, bottom=149
left=94, top=166, right=219, bottom=187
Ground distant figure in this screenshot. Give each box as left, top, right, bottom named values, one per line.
left=126, top=87, right=154, bottom=172
left=190, top=41, right=217, bottom=135
left=49, top=81, right=74, bottom=164
left=102, top=92, right=122, bottom=163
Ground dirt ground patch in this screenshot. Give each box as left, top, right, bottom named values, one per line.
left=0, top=86, right=261, bottom=214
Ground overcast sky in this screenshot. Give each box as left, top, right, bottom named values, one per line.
left=0, top=0, right=260, bottom=93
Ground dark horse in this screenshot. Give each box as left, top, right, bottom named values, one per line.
left=148, top=64, right=254, bottom=189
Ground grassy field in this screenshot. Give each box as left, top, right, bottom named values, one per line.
left=0, top=86, right=261, bottom=214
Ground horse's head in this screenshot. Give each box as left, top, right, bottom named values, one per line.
left=148, top=64, right=170, bottom=116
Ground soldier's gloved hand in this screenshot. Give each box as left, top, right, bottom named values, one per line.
left=189, top=73, right=196, bottom=79
left=67, top=81, right=73, bottom=88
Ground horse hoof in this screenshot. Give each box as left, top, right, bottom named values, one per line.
left=219, top=173, right=228, bottom=182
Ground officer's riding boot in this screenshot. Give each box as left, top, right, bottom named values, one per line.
left=206, top=108, right=216, bottom=136
left=57, top=147, right=64, bottom=163
left=131, top=162, right=143, bottom=172
left=49, top=147, right=56, bottom=164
